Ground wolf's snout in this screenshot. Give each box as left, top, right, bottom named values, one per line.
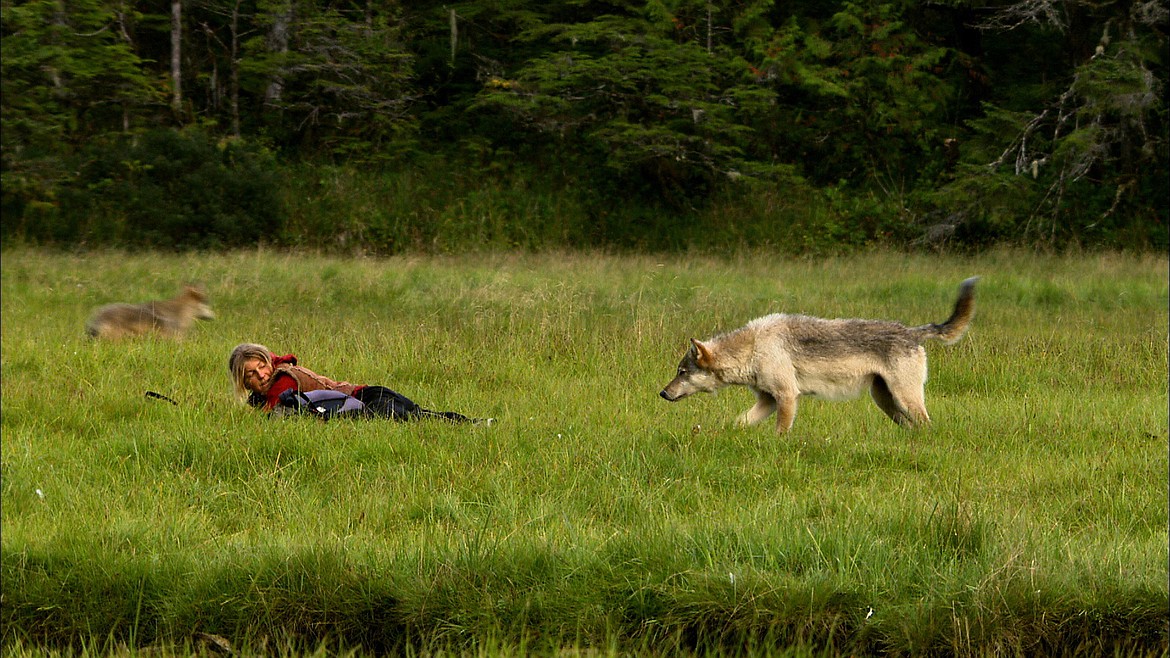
left=659, top=389, right=676, bottom=401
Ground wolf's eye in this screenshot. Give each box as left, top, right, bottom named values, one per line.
left=677, top=367, right=687, bottom=376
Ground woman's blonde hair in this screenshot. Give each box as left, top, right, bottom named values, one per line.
left=228, top=343, right=272, bottom=401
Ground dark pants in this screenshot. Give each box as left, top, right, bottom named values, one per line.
left=353, top=385, right=473, bottom=423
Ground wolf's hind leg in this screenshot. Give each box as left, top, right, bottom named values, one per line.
left=736, top=389, right=777, bottom=426
left=898, top=391, right=930, bottom=427
left=871, top=376, right=929, bottom=428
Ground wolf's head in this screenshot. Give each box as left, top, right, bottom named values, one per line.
left=180, top=285, right=216, bottom=321
left=660, top=338, right=724, bottom=401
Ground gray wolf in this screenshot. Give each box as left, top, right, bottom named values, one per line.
left=660, top=278, right=978, bottom=432
left=86, top=285, right=215, bottom=339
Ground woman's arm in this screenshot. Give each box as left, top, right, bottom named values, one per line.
left=263, top=373, right=299, bottom=410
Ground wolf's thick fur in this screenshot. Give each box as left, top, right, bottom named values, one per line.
left=86, top=285, right=215, bottom=340
left=660, top=278, right=978, bottom=432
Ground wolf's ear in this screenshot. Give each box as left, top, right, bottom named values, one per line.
left=690, top=338, right=714, bottom=368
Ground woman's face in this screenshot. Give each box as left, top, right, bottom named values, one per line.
left=241, top=357, right=273, bottom=393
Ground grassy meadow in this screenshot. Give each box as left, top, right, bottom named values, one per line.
left=1, top=248, right=1167, bottom=657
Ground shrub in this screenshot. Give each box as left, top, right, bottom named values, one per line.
left=39, top=129, right=283, bottom=249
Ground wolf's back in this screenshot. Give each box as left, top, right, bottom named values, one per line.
left=86, top=303, right=159, bottom=338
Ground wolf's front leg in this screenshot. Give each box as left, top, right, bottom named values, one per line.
left=774, top=393, right=798, bottom=433
left=736, top=388, right=777, bottom=426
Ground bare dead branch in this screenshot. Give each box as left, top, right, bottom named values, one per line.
left=976, top=0, right=1067, bottom=32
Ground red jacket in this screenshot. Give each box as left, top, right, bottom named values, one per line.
left=258, top=353, right=363, bottom=410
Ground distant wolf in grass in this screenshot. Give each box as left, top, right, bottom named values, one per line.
left=86, top=285, right=215, bottom=340
left=660, top=278, right=978, bottom=433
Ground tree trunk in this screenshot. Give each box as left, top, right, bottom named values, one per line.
left=264, top=1, right=292, bottom=106
left=706, top=3, right=712, bottom=54
left=171, top=0, right=182, bottom=117
left=450, top=9, right=457, bottom=67
left=230, top=0, right=241, bottom=137
left=115, top=3, right=133, bottom=131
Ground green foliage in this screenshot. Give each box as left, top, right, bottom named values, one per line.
left=471, top=11, right=793, bottom=206
left=240, top=2, right=418, bottom=158
left=0, top=0, right=160, bottom=147
left=922, top=0, right=1169, bottom=250
left=23, top=129, right=283, bottom=249
left=754, top=3, right=955, bottom=186
left=1, top=0, right=1166, bottom=251
left=0, top=0, right=161, bottom=242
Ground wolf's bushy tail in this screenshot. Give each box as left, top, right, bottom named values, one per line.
left=913, top=277, right=978, bottom=345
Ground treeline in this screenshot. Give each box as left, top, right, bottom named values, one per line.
left=2, top=0, right=1166, bottom=252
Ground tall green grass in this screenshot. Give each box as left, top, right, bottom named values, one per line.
left=2, top=248, right=1166, bottom=656
left=275, top=164, right=859, bottom=255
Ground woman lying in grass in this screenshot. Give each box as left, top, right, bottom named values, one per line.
left=228, top=342, right=488, bottom=424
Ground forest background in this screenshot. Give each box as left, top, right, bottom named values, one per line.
left=1, top=0, right=1167, bottom=253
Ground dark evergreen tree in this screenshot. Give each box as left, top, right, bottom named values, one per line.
left=1, top=0, right=160, bottom=234
left=930, top=0, right=1168, bottom=247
